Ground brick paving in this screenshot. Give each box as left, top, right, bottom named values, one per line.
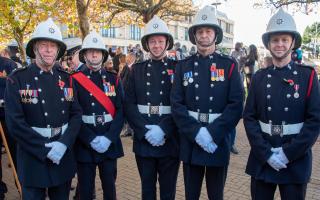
left=2, top=121, right=320, bottom=199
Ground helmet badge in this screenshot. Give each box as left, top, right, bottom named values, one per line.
left=92, top=38, right=98, bottom=43
left=201, top=15, right=208, bottom=21
left=276, top=18, right=284, bottom=25
left=153, top=23, right=159, bottom=29
left=49, top=27, right=55, bottom=34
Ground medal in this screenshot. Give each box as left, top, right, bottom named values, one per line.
left=210, top=64, right=217, bottom=82
left=294, top=84, right=299, bottom=99
left=32, top=98, right=38, bottom=104
left=219, top=69, right=225, bottom=81
left=188, top=77, right=194, bottom=83
left=183, top=80, right=188, bottom=86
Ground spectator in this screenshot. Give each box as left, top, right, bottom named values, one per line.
left=263, top=56, right=273, bottom=68
left=243, top=44, right=258, bottom=89
left=189, top=46, right=196, bottom=55
left=104, top=59, right=115, bottom=72
left=135, top=44, right=144, bottom=63
left=112, top=47, right=123, bottom=73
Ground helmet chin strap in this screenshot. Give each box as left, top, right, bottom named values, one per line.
left=146, top=40, right=169, bottom=60
left=34, top=46, right=59, bottom=68
left=269, top=39, right=294, bottom=61
left=194, top=32, right=216, bottom=48
left=84, top=55, right=104, bottom=71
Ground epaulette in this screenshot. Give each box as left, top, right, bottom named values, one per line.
left=106, top=70, right=118, bottom=76
left=11, top=66, right=28, bottom=75
left=135, top=60, right=148, bottom=65
left=217, top=53, right=236, bottom=62
left=57, top=67, right=71, bottom=74
left=296, top=63, right=315, bottom=71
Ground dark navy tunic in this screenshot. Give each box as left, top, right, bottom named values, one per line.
left=4, top=63, right=82, bottom=187
left=171, top=52, right=244, bottom=166
left=124, top=58, right=179, bottom=157
left=244, top=61, right=320, bottom=184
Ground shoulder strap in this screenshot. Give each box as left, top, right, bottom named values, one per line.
left=72, top=72, right=116, bottom=118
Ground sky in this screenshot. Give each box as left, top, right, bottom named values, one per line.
left=194, top=0, right=319, bottom=47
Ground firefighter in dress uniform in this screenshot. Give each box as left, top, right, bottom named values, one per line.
left=170, top=6, right=244, bottom=200
left=243, top=8, right=320, bottom=200
left=4, top=18, right=82, bottom=200
left=0, top=55, right=17, bottom=200
left=124, top=16, right=180, bottom=200
left=72, top=31, right=124, bottom=200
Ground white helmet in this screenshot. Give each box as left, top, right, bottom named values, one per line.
left=26, top=18, right=66, bottom=59
left=141, top=16, right=174, bottom=52
left=262, top=8, right=301, bottom=49
left=188, top=5, right=223, bottom=45
left=79, top=31, right=109, bottom=63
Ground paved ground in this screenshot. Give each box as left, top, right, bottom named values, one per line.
left=2, top=121, right=320, bottom=199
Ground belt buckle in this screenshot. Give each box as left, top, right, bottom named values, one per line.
left=51, top=127, right=62, bottom=138
left=94, top=115, right=105, bottom=125
left=198, top=113, right=209, bottom=123
left=149, top=106, right=159, bottom=115
left=271, top=125, right=283, bottom=137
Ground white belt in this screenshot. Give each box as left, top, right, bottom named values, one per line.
left=259, top=121, right=303, bottom=137
left=32, top=123, right=68, bottom=138
left=82, top=114, right=113, bottom=126
left=188, top=110, right=221, bottom=123
left=137, top=105, right=171, bottom=115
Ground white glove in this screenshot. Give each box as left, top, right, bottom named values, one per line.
left=195, top=127, right=217, bottom=154
left=271, top=147, right=289, bottom=165
left=90, top=136, right=111, bottom=153
left=267, top=153, right=287, bottom=171
left=145, top=125, right=165, bottom=146
left=45, top=142, right=67, bottom=165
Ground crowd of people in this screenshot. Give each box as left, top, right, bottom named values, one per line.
left=0, top=5, right=319, bottom=200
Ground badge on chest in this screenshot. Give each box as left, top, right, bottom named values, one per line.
left=19, top=84, right=38, bottom=104
left=167, top=69, right=174, bottom=84
left=183, top=71, right=193, bottom=86
left=103, top=82, right=116, bottom=96
left=210, top=63, right=225, bottom=82
left=63, top=88, right=74, bottom=101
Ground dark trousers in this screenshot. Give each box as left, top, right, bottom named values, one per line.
left=77, top=159, right=117, bottom=200
left=251, top=178, right=307, bottom=200
left=135, top=155, right=180, bottom=200
left=230, top=128, right=236, bottom=146
left=183, top=163, right=228, bottom=200
left=22, top=181, right=71, bottom=200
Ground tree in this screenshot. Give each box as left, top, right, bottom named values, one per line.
left=302, top=22, right=320, bottom=44
left=253, top=0, right=320, bottom=14
left=106, top=0, right=195, bottom=24
left=0, top=0, right=74, bottom=62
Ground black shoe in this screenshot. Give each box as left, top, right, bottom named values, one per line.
left=230, top=146, right=239, bottom=154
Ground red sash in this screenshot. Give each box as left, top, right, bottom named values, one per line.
left=72, top=72, right=116, bottom=118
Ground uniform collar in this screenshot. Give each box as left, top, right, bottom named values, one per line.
left=195, top=52, right=215, bottom=59
left=31, top=63, right=55, bottom=75
left=273, top=61, right=294, bottom=71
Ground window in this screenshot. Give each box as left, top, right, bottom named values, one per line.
left=226, top=23, right=231, bottom=34
left=130, top=25, right=141, bottom=40
left=184, top=27, right=189, bottom=41
left=174, top=26, right=178, bottom=39
left=101, top=27, right=116, bottom=38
